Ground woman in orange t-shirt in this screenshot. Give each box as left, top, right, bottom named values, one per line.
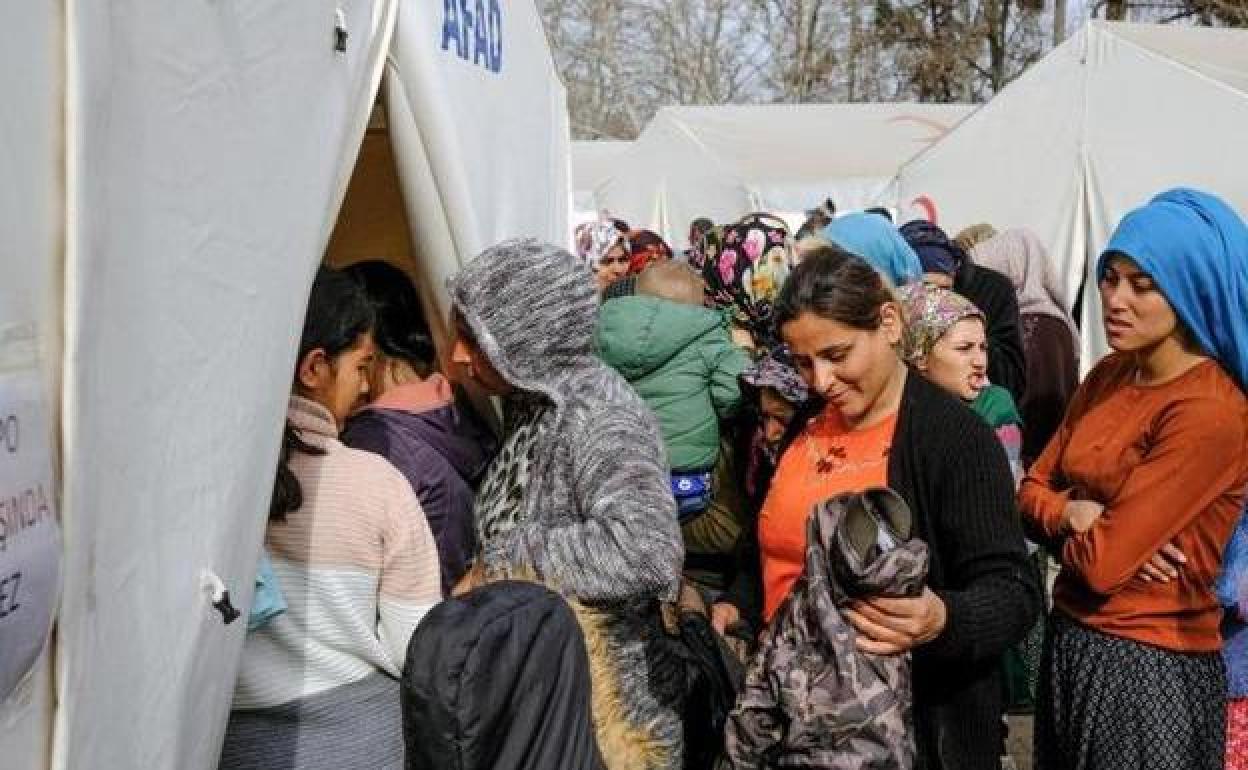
left=1020, top=189, right=1248, bottom=770
left=714, top=244, right=1039, bottom=770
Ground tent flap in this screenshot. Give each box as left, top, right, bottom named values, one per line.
left=55, top=1, right=395, bottom=767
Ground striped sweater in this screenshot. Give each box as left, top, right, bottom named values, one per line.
left=222, top=397, right=441, bottom=769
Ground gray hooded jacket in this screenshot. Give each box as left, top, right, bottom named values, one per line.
left=449, top=238, right=686, bottom=768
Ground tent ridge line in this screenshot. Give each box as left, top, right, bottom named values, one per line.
left=1104, top=25, right=1248, bottom=101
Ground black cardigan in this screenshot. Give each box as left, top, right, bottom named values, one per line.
left=955, top=261, right=1028, bottom=403
left=723, top=370, right=1042, bottom=770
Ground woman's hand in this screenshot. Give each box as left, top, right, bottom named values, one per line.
left=1061, top=500, right=1106, bottom=535
left=845, top=588, right=948, bottom=656
left=1136, top=541, right=1187, bottom=583
left=710, top=602, right=742, bottom=636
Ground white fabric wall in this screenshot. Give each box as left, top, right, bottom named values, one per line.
left=598, top=104, right=972, bottom=246
left=0, top=1, right=62, bottom=765
left=571, top=140, right=631, bottom=224
left=895, top=32, right=1088, bottom=310
left=54, top=2, right=395, bottom=768
left=897, top=22, right=1248, bottom=368
left=385, top=0, right=571, bottom=340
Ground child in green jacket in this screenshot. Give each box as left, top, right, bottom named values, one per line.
left=597, top=262, right=751, bottom=520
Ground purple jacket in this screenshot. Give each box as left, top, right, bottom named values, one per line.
left=342, top=380, right=497, bottom=593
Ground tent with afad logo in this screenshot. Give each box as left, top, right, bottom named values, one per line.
left=0, top=1, right=568, bottom=768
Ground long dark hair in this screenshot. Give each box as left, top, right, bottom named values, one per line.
left=774, top=244, right=895, bottom=332
left=344, top=261, right=436, bottom=375
left=270, top=265, right=375, bottom=521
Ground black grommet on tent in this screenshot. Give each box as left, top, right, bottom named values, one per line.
left=212, top=591, right=241, bottom=625
left=334, top=8, right=348, bottom=53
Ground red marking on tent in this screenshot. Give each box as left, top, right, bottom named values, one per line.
left=911, top=196, right=938, bottom=223
left=887, top=115, right=954, bottom=142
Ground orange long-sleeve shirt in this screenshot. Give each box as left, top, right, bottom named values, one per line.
left=1020, top=354, right=1248, bottom=652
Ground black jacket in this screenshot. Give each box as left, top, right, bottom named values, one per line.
left=955, top=261, right=1028, bottom=403
left=402, top=582, right=606, bottom=770
left=724, top=371, right=1042, bottom=770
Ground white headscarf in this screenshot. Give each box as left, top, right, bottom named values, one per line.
left=573, top=220, right=627, bottom=272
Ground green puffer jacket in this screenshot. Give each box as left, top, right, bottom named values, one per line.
left=597, top=296, right=750, bottom=472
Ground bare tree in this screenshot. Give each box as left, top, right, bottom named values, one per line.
left=871, top=0, right=1047, bottom=101
left=541, top=0, right=1246, bottom=141
left=540, top=0, right=767, bottom=138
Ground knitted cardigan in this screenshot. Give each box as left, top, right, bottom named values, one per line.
left=724, top=371, right=1042, bottom=770
left=449, top=238, right=686, bottom=768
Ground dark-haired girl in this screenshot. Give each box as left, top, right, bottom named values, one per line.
left=341, top=261, right=496, bottom=593
left=714, top=244, right=1041, bottom=770
left=221, top=266, right=442, bottom=770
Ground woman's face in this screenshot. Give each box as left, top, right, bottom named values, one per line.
left=918, top=317, right=988, bottom=402
left=449, top=315, right=513, bottom=396
left=297, top=333, right=376, bottom=427
left=782, top=306, right=903, bottom=426
left=596, top=243, right=630, bottom=291
left=1099, top=255, right=1179, bottom=353
left=759, top=388, right=797, bottom=446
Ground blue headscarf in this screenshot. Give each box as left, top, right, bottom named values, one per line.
left=1099, top=188, right=1248, bottom=391
left=822, top=212, right=923, bottom=286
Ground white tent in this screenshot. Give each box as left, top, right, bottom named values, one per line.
left=895, top=21, right=1248, bottom=365
left=571, top=140, right=631, bottom=225
left=594, top=103, right=973, bottom=245
left=0, top=2, right=568, bottom=768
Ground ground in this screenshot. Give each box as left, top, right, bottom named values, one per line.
left=1007, top=715, right=1034, bottom=770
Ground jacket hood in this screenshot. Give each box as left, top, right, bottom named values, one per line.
left=596, top=296, right=726, bottom=381
left=449, top=238, right=600, bottom=405
left=402, top=581, right=605, bottom=770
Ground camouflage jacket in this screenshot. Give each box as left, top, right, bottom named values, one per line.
left=721, top=488, right=930, bottom=769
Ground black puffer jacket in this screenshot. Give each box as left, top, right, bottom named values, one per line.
left=401, top=581, right=606, bottom=770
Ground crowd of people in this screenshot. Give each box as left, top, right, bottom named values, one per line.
left=218, top=187, right=1248, bottom=770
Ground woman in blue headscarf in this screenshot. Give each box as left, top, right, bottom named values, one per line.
left=1020, top=188, right=1248, bottom=770
left=821, top=211, right=923, bottom=286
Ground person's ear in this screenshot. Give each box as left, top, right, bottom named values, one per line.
left=914, top=354, right=930, bottom=373
left=880, top=302, right=904, bottom=347
left=297, top=349, right=330, bottom=391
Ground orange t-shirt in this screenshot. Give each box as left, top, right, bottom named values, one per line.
left=758, top=407, right=897, bottom=621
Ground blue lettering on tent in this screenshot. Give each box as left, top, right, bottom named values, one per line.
left=473, top=0, right=489, bottom=68
left=440, top=0, right=503, bottom=74
left=488, top=0, right=503, bottom=72
left=441, top=0, right=463, bottom=57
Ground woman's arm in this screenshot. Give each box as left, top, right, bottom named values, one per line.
left=378, top=482, right=443, bottom=672
left=508, top=403, right=684, bottom=604
left=921, top=420, right=1043, bottom=664
left=1061, top=398, right=1246, bottom=596
left=1018, top=365, right=1099, bottom=548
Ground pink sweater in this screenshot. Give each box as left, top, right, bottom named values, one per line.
left=232, top=397, right=442, bottom=709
